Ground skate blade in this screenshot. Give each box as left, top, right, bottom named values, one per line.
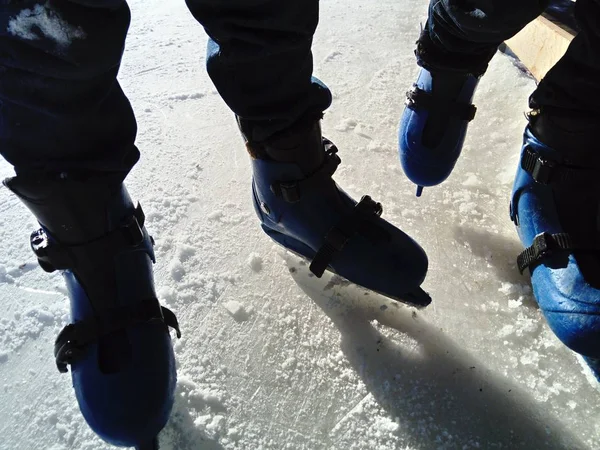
left=577, top=354, right=600, bottom=390
left=276, top=246, right=431, bottom=309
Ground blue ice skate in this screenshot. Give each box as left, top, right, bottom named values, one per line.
left=510, top=127, right=600, bottom=361
left=399, top=68, right=479, bottom=196
left=243, top=120, right=431, bottom=307
left=4, top=175, right=180, bottom=449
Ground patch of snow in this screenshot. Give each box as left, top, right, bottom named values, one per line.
left=8, top=3, right=86, bottom=47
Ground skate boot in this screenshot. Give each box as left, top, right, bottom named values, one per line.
left=510, top=115, right=600, bottom=360
left=240, top=118, right=431, bottom=307
left=399, top=67, right=479, bottom=196
left=4, top=173, right=181, bottom=449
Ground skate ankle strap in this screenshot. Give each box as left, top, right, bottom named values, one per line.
left=30, top=203, right=148, bottom=273
left=270, top=139, right=341, bottom=203
left=30, top=204, right=156, bottom=316
left=517, top=232, right=600, bottom=274
left=54, top=299, right=181, bottom=373
left=521, top=146, right=600, bottom=186
left=406, top=86, right=476, bottom=121
left=310, top=195, right=387, bottom=277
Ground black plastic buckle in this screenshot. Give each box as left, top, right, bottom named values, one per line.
left=509, top=202, right=517, bottom=225
left=162, top=306, right=182, bottom=338
left=405, top=86, right=420, bottom=108
left=30, top=229, right=56, bottom=273
left=123, top=214, right=144, bottom=246
left=322, top=142, right=342, bottom=175
left=405, top=86, right=476, bottom=121
left=271, top=181, right=301, bottom=203
left=517, top=232, right=569, bottom=274
left=52, top=301, right=181, bottom=373
left=532, top=232, right=553, bottom=258
left=530, top=155, right=557, bottom=185
left=55, top=342, right=86, bottom=373
left=270, top=142, right=340, bottom=204
left=29, top=229, right=74, bottom=273
left=323, top=139, right=339, bottom=156
left=54, top=324, right=87, bottom=373
left=356, top=195, right=383, bottom=217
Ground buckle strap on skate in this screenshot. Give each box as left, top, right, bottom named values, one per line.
left=405, top=86, right=477, bottom=121
left=54, top=299, right=181, bottom=373
left=310, top=195, right=385, bottom=277
left=30, top=203, right=147, bottom=273
left=517, top=231, right=600, bottom=274
left=270, top=139, right=341, bottom=203
left=521, top=146, right=600, bottom=186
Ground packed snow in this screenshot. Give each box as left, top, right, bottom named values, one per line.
left=1, top=0, right=599, bottom=449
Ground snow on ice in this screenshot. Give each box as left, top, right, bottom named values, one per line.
left=7, top=3, right=86, bottom=47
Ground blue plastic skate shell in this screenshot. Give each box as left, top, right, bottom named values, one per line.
left=511, top=127, right=600, bottom=359
left=399, top=68, right=479, bottom=194
left=250, top=151, right=430, bottom=307
left=58, top=189, right=177, bottom=447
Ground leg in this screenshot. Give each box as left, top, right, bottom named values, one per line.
left=0, top=0, right=139, bottom=174
left=186, top=0, right=431, bottom=304
left=530, top=0, right=600, bottom=139
left=511, top=0, right=600, bottom=361
left=399, top=0, right=550, bottom=193
left=420, top=0, right=550, bottom=75
left=0, top=1, right=178, bottom=446
left=186, top=0, right=332, bottom=142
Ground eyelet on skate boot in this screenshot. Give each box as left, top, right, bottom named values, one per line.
left=511, top=126, right=600, bottom=360
left=242, top=120, right=431, bottom=307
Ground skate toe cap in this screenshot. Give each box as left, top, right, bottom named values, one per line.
left=72, top=326, right=176, bottom=446
left=398, top=110, right=464, bottom=188
left=389, top=239, right=429, bottom=288
left=328, top=219, right=429, bottom=305
left=399, top=148, right=456, bottom=188
left=367, top=230, right=430, bottom=303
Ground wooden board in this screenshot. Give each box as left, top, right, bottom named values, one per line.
left=505, top=15, right=575, bottom=81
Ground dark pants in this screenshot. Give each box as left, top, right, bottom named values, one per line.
left=1, top=1, right=598, bottom=176
left=0, top=0, right=331, bottom=175
left=420, top=0, right=600, bottom=119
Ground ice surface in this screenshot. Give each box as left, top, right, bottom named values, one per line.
left=1, top=0, right=599, bottom=449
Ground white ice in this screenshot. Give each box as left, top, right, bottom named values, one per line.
left=1, top=0, right=599, bottom=449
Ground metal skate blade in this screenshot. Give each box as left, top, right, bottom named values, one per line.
left=277, top=247, right=431, bottom=309
left=577, top=354, right=600, bottom=389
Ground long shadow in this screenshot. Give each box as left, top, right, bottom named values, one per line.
left=283, top=253, right=588, bottom=450
left=454, top=225, right=539, bottom=309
